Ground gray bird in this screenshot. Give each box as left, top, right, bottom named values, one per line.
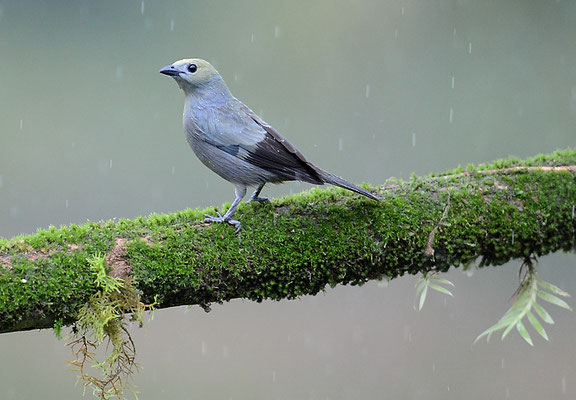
left=160, top=58, right=379, bottom=231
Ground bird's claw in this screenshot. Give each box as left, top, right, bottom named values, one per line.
left=203, top=213, right=242, bottom=233
left=204, top=211, right=223, bottom=219
left=248, top=196, right=269, bottom=203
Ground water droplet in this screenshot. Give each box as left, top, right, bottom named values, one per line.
left=468, top=42, right=472, bottom=54
left=452, top=28, right=456, bottom=38
left=171, top=166, right=176, bottom=175
left=451, top=76, right=455, bottom=89
left=170, top=19, right=175, bottom=31
left=338, top=137, right=344, bottom=151
left=250, top=34, right=255, bottom=43
left=116, top=65, right=123, bottom=80
left=141, top=1, right=145, bottom=14
left=222, top=345, right=229, bottom=358
left=274, top=26, right=280, bottom=38
left=432, top=363, right=436, bottom=373
left=562, top=376, right=567, bottom=393
left=272, top=370, right=277, bottom=383
left=403, top=326, right=412, bottom=342
left=19, top=119, right=23, bottom=130
left=65, top=199, right=69, bottom=209
left=412, top=132, right=416, bottom=147
left=365, top=84, right=371, bottom=98
left=0, top=175, right=3, bottom=189
left=401, top=7, right=405, bottom=15
left=449, top=108, right=454, bottom=123
left=201, top=341, right=207, bottom=355
left=109, top=159, right=113, bottom=169
left=394, top=29, right=399, bottom=39
left=501, top=358, right=505, bottom=368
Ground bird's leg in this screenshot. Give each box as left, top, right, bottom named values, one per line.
left=204, top=185, right=247, bottom=232
left=248, top=183, right=269, bottom=202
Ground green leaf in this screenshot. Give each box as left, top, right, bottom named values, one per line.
left=537, top=290, right=572, bottom=310
left=415, top=279, right=427, bottom=297
left=527, top=311, right=548, bottom=341
left=414, top=273, right=455, bottom=311
left=515, top=320, right=533, bottom=346
left=475, top=318, right=513, bottom=343
left=501, top=317, right=517, bottom=340
left=537, top=279, right=571, bottom=298
left=474, top=328, right=493, bottom=344
left=532, top=302, right=554, bottom=324
left=430, top=276, right=455, bottom=286
left=428, top=283, right=454, bottom=297
left=418, top=284, right=428, bottom=311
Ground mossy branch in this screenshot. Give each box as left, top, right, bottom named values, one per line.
left=1, top=149, right=575, bottom=334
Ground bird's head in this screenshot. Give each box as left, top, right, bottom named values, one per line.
left=159, top=58, right=227, bottom=95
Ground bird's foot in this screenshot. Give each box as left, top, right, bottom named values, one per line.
left=203, top=212, right=242, bottom=233
left=248, top=195, right=269, bottom=203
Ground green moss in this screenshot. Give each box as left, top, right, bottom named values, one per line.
left=69, top=254, right=156, bottom=399
left=1, top=148, right=575, bottom=334
left=430, top=148, right=576, bottom=177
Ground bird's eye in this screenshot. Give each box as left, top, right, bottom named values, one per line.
left=187, top=64, right=198, bottom=73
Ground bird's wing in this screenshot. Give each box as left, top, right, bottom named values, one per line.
left=198, top=102, right=325, bottom=184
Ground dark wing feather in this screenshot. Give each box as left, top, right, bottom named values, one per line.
left=240, top=110, right=325, bottom=185
left=193, top=100, right=325, bottom=184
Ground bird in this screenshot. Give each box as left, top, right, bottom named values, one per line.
left=159, top=58, right=380, bottom=232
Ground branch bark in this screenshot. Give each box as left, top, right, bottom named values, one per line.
left=1, top=149, right=575, bottom=334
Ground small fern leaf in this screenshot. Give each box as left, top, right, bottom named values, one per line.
left=532, top=302, right=554, bottom=325
left=428, top=283, right=454, bottom=297
left=537, top=290, right=572, bottom=311
left=527, top=311, right=548, bottom=341
left=515, top=320, right=533, bottom=346
left=430, top=276, right=455, bottom=287
left=537, top=279, right=571, bottom=298
left=415, top=279, right=427, bottom=297
left=418, top=284, right=428, bottom=311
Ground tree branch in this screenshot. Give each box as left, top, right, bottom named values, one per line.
left=1, top=149, right=575, bottom=334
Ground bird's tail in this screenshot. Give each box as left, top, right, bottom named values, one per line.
left=320, top=171, right=380, bottom=201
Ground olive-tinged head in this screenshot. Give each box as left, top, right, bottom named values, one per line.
left=159, top=58, right=223, bottom=93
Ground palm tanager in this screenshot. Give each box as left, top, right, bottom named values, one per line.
left=160, top=58, right=380, bottom=231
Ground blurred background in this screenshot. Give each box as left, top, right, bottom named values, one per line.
left=1, top=0, right=575, bottom=399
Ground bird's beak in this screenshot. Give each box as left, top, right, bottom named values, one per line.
left=159, top=65, right=180, bottom=76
